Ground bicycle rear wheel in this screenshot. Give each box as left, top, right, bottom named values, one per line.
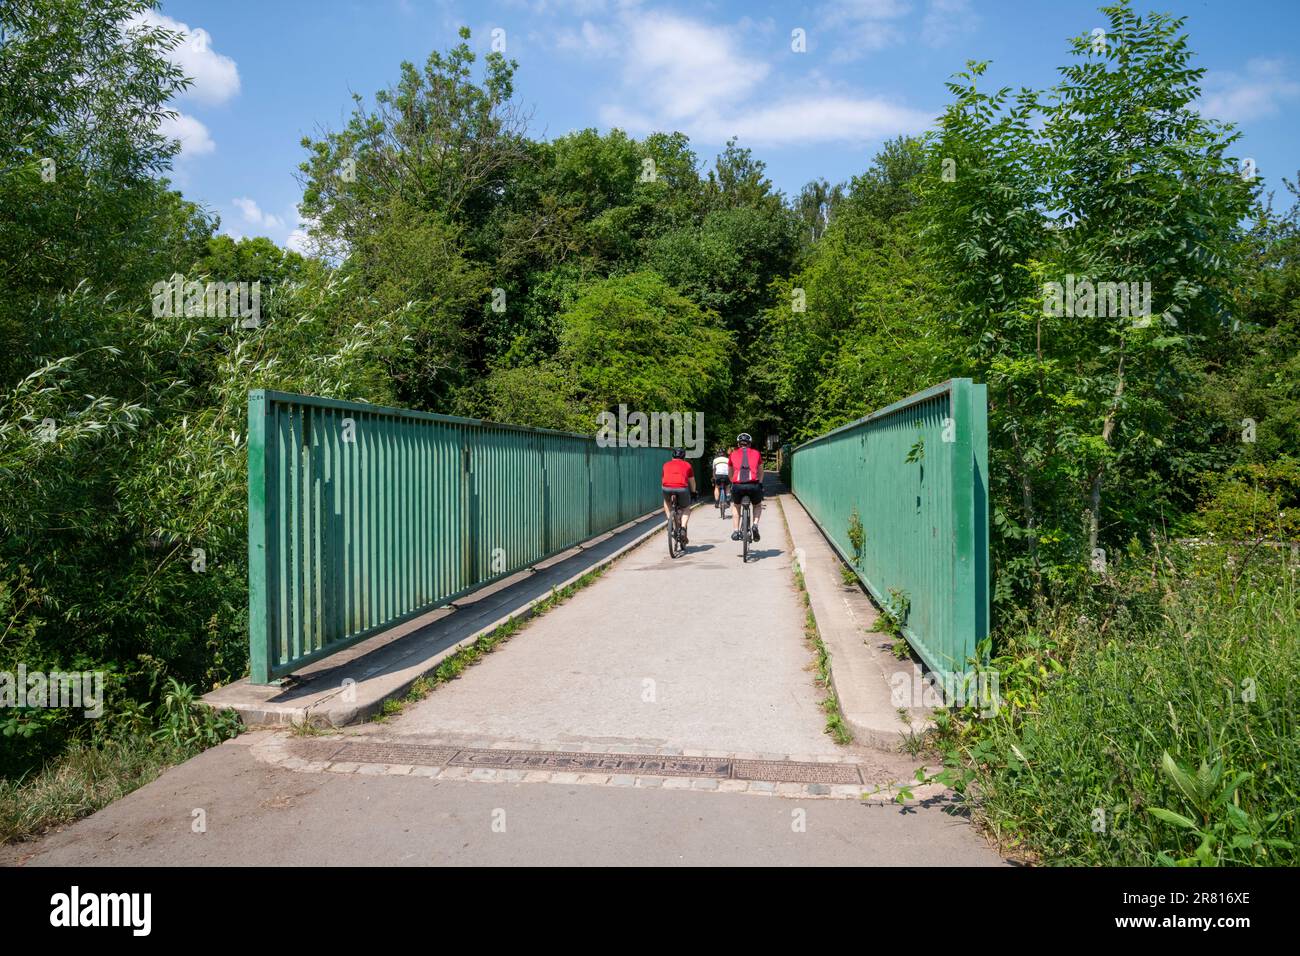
left=741, top=503, right=751, bottom=562
left=667, top=508, right=679, bottom=558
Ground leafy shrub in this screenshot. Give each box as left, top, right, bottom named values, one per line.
left=1196, top=459, right=1300, bottom=540
left=930, top=543, right=1299, bottom=865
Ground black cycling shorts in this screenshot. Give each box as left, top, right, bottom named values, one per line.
left=730, top=481, right=763, bottom=505
left=661, top=486, right=690, bottom=509
left=712, top=475, right=730, bottom=487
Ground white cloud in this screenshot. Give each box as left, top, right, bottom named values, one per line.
left=920, top=0, right=978, bottom=49
left=127, top=11, right=239, bottom=161
left=818, top=0, right=911, bottom=59
left=621, top=13, right=769, bottom=121
left=285, top=216, right=322, bottom=256
left=285, top=228, right=312, bottom=255
left=129, top=10, right=241, bottom=106
left=586, top=10, right=928, bottom=149
left=556, top=19, right=619, bottom=56
left=160, top=112, right=215, bottom=157
left=695, top=96, right=932, bottom=147
left=604, top=94, right=931, bottom=147
left=232, top=197, right=287, bottom=232
left=218, top=209, right=317, bottom=256
left=1200, top=58, right=1300, bottom=124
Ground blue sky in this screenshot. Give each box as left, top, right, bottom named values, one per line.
left=150, top=0, right=1300, bottom=251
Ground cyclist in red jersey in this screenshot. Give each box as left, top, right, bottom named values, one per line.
left=728, top=433, right=764, bottom=541
left=660, top=447, right=696, bottom=544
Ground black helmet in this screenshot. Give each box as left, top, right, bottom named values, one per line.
left=737, top=433, right=752, bottom=446
left=672, top=447, right=686, bottom=459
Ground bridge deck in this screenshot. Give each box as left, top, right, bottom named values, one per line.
left=367, top=487, right=836, bottom=756
left=10, top=483, right=1004, bottom=866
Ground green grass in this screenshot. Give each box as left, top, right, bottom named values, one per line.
left=897, top=707, right=933, bottom=758
left=1, top=677, right=243, bottom=845
left=869, top=586, right=913, bottom=660
left=288, top=718, right=331, bottom=737
left=807, top=604, right=851, bottom=744
left=779, top=499, right=852, bottom=745
left=2, top=693, right=243, bottom=846
left=0, top=734, right=196, bottom=844
left=931, top=542, right=1299, bottom=865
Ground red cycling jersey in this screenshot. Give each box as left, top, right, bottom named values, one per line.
left=729, top=447, right=762, bottom=483
left=661, top=458, right=694, bottom=488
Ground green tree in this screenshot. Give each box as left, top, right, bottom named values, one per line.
left=298, top=26, right=527, bottom=251
left=766, top=138, right=946, bottom=440
left=0, top=0, right=398, bottom=777
left=557, top=272, right=732, bottom=422
left=0, top=0, right=214, bottom=383
left=793, top=178, right=846, bottom=247
left=190, top=235, right=314, bottom=287
left=920, top=1, right=1254, bottom=597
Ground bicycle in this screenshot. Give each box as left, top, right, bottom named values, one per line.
left=735, top=492, right=753, bottom=562
left=716, top=481, right=729, bottom=519
left=666, top=490, right=688, bottom=559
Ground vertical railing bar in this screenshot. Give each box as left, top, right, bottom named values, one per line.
left=247, top=392, right=271, bottom=683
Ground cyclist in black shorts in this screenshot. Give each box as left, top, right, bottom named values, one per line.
left=728, top=433, right=764, bottom=541
left=660, top=447, right=696, bottom=544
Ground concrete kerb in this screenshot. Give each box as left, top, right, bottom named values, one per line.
left=203, top=505, right=701, bottom=729
left=777, top=491, right=935, bottom=751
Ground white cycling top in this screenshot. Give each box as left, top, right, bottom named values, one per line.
left=712, top=456, right=730, bottom=476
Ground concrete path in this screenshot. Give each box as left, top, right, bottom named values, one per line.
left=368, top=490, right=835, bottom=755
left=3, top=483, right=1004, bottom=867
left=3, top=734, right=997, bottom=867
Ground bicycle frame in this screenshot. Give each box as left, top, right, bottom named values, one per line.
left=667, top=493, right=686, bottom=558
left=737, top=497, right=753, bottom=562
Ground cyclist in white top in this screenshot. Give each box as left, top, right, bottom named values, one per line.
left=711, top=447, right=731, bottom=509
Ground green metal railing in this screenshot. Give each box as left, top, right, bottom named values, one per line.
left=248, top=390, right=669, bottom=683
left=790, top=379, right=989, bottom=674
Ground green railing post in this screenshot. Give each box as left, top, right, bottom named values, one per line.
left=949, top=379, right=976, bottom=673
left=972, top=382, right=990, bottom=653
left=247, top=390, right=271, bottom=684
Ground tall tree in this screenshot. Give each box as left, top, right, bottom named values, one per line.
left=0, top=0, right=212, bottom=380
left=921, top=1, right=1254, bottom=596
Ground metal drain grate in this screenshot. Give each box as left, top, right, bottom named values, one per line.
left=731, top=758, right=861, bottom=785
left=334, top=742, right=460, bottom=766
left=449, top=749, right=732, bottom=778
left=287, top=738, right=865, bottom=786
